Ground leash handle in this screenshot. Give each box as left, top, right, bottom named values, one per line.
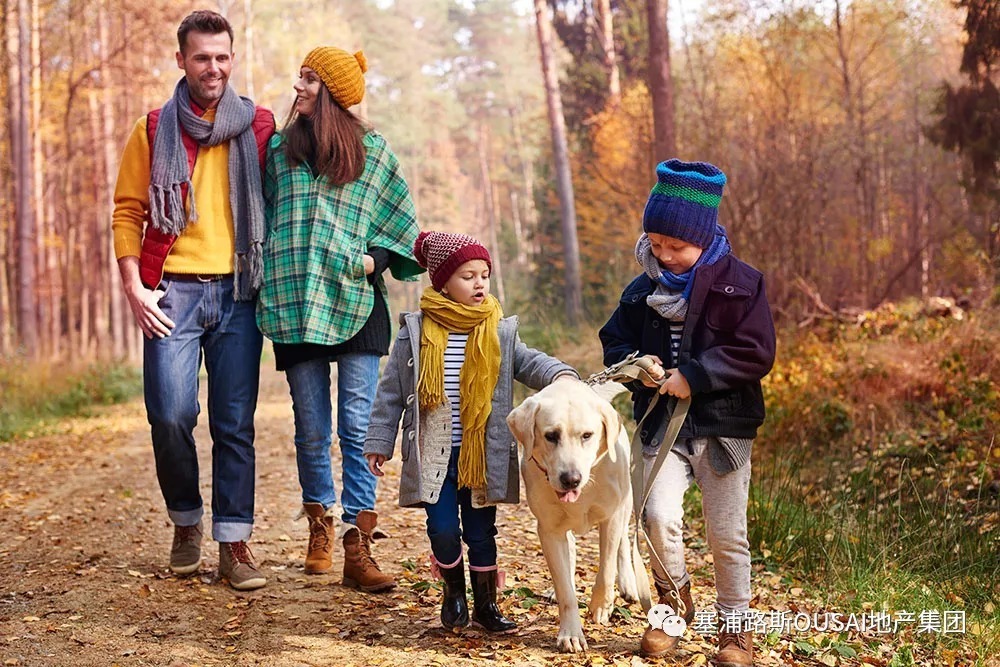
left=630, top=391, right=691, bottom=613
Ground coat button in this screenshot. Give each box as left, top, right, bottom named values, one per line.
left=651, top=320, right=659, bottom=328
left=724, top=285, right=735, bottom=294
left=406, top=394, right=415, bottom=405
left=407, top=358, right=414, bottom=367
left=408, top=431, right=415, bottom=441
left=640, top=430, right=648, bottom=439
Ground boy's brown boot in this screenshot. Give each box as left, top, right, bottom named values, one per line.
left=716, top=629, right=754, bottom=666
left=640, top=581, right=695, bottom=657
left=342, top=510, right=396, bottom=592
left=302, top=503, right=334, bottom=574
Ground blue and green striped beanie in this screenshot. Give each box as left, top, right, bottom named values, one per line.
left=642, top=159, right=727, bottom=249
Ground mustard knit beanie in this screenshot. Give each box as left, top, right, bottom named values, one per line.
left=301, top=46, right=368, bottom=109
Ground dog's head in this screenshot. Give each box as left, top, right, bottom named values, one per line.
left=507, top=377, right=623, bottom=503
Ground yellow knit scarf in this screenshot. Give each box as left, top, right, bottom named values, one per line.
left=418, top=287, right=503, bottom=490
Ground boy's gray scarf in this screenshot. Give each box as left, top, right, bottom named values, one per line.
left=148, top=78, right=264, bottom=301
left=636, top=234, right=688, bottom=322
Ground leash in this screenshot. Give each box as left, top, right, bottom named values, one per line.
left=586, top=353, right=691, bottom=617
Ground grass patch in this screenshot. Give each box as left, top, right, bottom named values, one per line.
left=0, top=359, right=142, bottom=442
left=751, top=301, right=999, bottom=662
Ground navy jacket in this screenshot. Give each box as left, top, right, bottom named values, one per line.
left=599, top=253, right=776, bottom=443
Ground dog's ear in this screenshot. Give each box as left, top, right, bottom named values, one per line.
left=597, top=398, right=622, bottom=463
left=507, top=396, right=540, bottom=459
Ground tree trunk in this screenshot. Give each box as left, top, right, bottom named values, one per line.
left=2, top=0, right=17, bottom=354
left=834, top=0, right=873, bottom=307
left=508, top=105, right=540, bottom=261
left=647, top=0, right=676, bottom=162
left=478, top=122, right=505, bottom=306
left=99, top=0, right=123, bottom=354
left=242, top=0, right=255, bottom=99
left=533, top=0, right=582, bottom=326
left=596, top=0, right=620, bottom=102
left=15, top=0, right=37, bottom=356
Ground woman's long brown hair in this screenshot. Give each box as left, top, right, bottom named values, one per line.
left=281, top=85, right=368, bottom=185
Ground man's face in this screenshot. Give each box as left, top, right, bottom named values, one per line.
left=176, top=31, right=234, bottom=109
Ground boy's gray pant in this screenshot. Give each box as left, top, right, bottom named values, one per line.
left=642, top=436, right=752, bottom=615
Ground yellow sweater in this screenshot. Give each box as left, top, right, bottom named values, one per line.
left=112, top=109, right=235, bottom=274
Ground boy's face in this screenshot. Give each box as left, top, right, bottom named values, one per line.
left=647, top=232, right=703, bottom=274
left=441, top=259, right=491, bottom=306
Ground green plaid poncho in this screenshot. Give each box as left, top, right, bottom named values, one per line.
left=256, top=131, right=423, bottom=345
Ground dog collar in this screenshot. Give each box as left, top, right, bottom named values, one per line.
left=530, top=455, right=549, bottom=481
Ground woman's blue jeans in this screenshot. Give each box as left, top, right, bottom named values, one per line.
left=284, top=353, right=380, bottom=524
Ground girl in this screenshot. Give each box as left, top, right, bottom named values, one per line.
left=257, top=46, right=423, bottom=590
left=363, top=231, right=577, bottom=632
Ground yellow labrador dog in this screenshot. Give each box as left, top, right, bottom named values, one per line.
left=507, top=378, right=641, bottom=653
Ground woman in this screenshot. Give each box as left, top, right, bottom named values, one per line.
left=257, top=45, right=423, bottom=592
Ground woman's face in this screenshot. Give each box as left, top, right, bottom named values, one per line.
left=293, top=66, right=323, bottom=117
left=441, top=260, right=491, bottom=307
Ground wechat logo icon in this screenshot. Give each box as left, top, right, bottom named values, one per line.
left=647, top=603, right=687, bottom=637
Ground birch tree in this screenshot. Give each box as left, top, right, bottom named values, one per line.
left=534, top=0, right=582, bottom=325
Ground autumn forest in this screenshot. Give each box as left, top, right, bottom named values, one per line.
left=1, top=0, right=998, bottom=359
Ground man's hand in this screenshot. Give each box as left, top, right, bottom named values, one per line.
left=366, top=453, right=386, bottom=477
left=126, top=284, right=176, bottom=339
left=363, top=254, right=375, bottom=275
left=118, top=257, right=175, bottom=339
left=658, top=369, right=692, bottom=399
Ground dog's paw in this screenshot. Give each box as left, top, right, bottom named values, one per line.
left=541, top=587, right=558, bottom=604
left=590, top=602, right=613, bottom=625
left=556, top=632, right=588, bottom=653
left=617, top=581, right=639, bottom=604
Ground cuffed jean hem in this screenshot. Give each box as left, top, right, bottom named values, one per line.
left=213, top=519, right=253, bottom=543
left=168, top=507, right=204, bottom=527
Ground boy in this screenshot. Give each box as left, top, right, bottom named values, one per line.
left=599, top=160, right=775, bottom=666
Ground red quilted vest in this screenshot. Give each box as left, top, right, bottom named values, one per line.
left=139, top=104, right=275, bottom=289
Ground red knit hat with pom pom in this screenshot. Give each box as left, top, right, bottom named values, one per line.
left=413, top=230, right=492, bottom=291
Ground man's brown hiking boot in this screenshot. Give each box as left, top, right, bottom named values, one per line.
left=219, top=541, right=266, bottom=591
left=169, top=522, right=203, bottom=575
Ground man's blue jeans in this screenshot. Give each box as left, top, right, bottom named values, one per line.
left=143, top=276, right=262, bottom=543
left=284, top=353, right=380, bottom=524
left=424, top=447, right=498, bottom=568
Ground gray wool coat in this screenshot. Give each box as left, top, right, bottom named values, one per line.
left=363, top=311, right=577, bottom=508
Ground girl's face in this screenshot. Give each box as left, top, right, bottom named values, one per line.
left=293, top=67, right=323, bottom=117
left=647, top=232, right=703, bottom=274
left=441, top=259, right=491, bottom=306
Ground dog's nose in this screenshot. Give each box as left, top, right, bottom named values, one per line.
left=559, top=471, right=582, bottom=489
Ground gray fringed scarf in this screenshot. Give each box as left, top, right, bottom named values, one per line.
left=635, top=234, right=688, bottom=322
left=149, top=78, right=265, bottom=301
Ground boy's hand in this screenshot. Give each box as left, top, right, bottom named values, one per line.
left=365, top=453, right=386, bottom=477
left=638, top=355, right=665, bottom=388
left=658, top=369, right=691, bottom=399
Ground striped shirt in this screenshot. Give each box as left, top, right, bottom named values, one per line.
left=668, top=320, right=684, bottom=362
left=444, top=332, right=469, bottom=447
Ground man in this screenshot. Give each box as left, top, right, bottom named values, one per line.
left=112, top=10, right=275, bottom=591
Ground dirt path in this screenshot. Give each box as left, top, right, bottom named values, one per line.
left=0, top=366, right=967, bottom=667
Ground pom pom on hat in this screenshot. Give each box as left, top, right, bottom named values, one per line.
left=642, top=159, right=727, bottom=249
left=301, top=46, right=367, bottom=109
left=414, top=230, right=492, bottom=291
